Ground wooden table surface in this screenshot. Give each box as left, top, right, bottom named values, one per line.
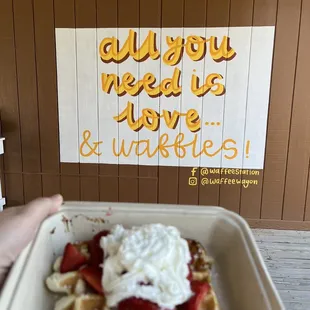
left=253, top=229, right=310, bottom=310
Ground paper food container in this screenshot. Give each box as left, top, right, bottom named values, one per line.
left=0, top=202, right=284, bottom=310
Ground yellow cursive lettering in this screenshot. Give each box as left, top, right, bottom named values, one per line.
left=102, top=68, right=181, bottom=98
left=191, top=73, right=225, bottom=97
left=112, top=134, right=239, bottom=160
left=99, top=29, right=160, bottom=63
left=79, top=130, right=103, bottom=157
left=114, top=102, right=202, bottom=133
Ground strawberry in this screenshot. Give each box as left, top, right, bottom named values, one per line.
left=190, top=280, right=210, bottom=294
left=118, top=297, right=171, bottom=310
left=178, top=281, right=210, bottom=310
left=80, top=266, right=103, bottom=294
left=187, top=263, right=193, bottom=281
left=60, top=243, right=88, bottom=273
left=187, top=268, right=193, bottom=282
left=94, top=230, right=110, bottom=243
left=89, top=230, right=110, bottom=268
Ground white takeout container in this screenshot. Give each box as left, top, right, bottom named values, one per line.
left=0, top=202, right=284, bottom=310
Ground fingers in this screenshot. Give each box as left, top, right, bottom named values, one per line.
left=20, top=194, right=63, bottom=223
left=48, top=194, right=64, bottom=214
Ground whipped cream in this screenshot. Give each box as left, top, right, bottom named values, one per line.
left=100, top=224, right=192, bottom=309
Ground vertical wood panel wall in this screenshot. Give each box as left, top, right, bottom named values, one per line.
left=0, top=0, right=310, bottom=230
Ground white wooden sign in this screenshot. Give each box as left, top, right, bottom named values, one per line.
left=55, top=27, right=275, bottom=169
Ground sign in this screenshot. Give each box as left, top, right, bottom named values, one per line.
left=55, top=27, right=275, bottom=169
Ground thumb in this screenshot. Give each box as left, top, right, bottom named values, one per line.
left=20, top=194, right=63, bottom=224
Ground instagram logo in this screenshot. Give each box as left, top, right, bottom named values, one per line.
left=188, top=177, right=198, bottom=186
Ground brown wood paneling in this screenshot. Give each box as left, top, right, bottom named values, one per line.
left=99, top=165, right=119, bottom=203
left=33, top=0, right=60, bottom=197
left=0, top=0, right=24, bottom=206
left=138, top=174, right=158, bottom=203
left=118, top=0, right=139, bottom=203
left=219, top=0, right=254, bottom=213
left=261, top=0, right=302, bottom=219
left=158, top=0, right=184, bottom=204
left=13, top=0, right=42, bottom=203
left=75, top=0, right=99, bottom=202
left=0, top=172, right=5, bottom=201
left=198, top=0, right=231, bottom=206
left=40, top=174, right=58, bottom=197
left=305, top=162, right=310, bottom=221
left=80, top=172, right=98, bottom=202
left=240, top=0, right=277, bottom=219
left=0, top=123, right=5, bottom=201
left=247, top=218, right=310, bottom=230
left=47, top=4, right=259, bottom=28
left=178, top=0, right=207, bottom=206
left=60, top=174, right=80, bottom=201
left=97, top=0, right=119, bottom=203
left=0, top=164, right=3, bottom=198
left=138, top=0, right=161, bottom=204
left=282, top=0, right=310, bottom=221
left=4, top=174, right=24, bottom=206
left=54, top=0, right=80, bottom=201
left=251, top=0, right=279, bottom=27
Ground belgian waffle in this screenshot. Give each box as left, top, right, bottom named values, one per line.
left=46, top=238, right=220, bottom=310
left=187, top=239, right=220, bottom=310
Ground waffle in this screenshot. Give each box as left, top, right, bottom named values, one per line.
left=47, top=238, right=220, bottom=310
left=74, top=295, right=105, bottom=310
left=54, top=294, right=105, bottom=310
left=187, top=239, right=213, bottom=282
left=187, top=239, right=220, bottom=310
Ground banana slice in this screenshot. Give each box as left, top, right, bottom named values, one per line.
left=46, top=272, right=80, bottom=294
left=74, top=279, right=87, bottom=296
left=55, top=295, right=76, bottom=310
left=53, top=256, right=63, bottom=272
left=74, top=294, right=105, bottom=310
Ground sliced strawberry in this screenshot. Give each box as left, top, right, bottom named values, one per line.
left=187, top=254, right=194, bottom=281
left=118, top=297, right=172, bottom=310
left=60, top=243, right=88, bottom=273
left=88, top=240, right=101, bottom=267
left=187, top=266, right=193, bottom=282
left=94, top=230, right=110, bottom=243
left=178, top=281, right=210, bottom=310
left=187, top=260, right=193, bottom=282
left=191, top=280, right=210, bottom=294
left=80, top=266, right=103, bottom=294
left=89, top=230, right=110, bottom=268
